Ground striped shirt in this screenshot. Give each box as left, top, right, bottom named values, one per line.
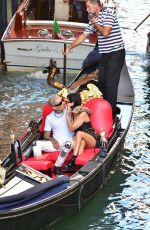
left=85, top=8, right=124, bottom=53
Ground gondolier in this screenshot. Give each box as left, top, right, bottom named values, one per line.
left=64, top=0, right=125, bottom=118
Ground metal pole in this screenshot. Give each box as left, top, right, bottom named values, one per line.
left=63, top=43, right=67, bottom=86
left=0, top=0, right=7, bottom=64
left=0, top=0, right=7, bottom=39
left=134, top=13, right=150, bottom=31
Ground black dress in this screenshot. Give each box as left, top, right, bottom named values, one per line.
left=75, top=122, right=99, bottom=141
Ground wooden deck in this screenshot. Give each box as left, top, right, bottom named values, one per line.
left=3, top=22, right=97, bottom=44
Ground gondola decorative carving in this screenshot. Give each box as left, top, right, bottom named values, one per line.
left=47, top=59, right=65, bottom=90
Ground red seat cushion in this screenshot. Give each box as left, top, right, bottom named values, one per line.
left=84, top=98, right=113, bottom=137
left=25, top=151, right=59, bottom=162
left=22, top=160, right=53, bottom=171
left=42, top=151, right=60, bottom=162
left=41, top=151, right=73, bottom=164
left=27, top=150, right=73, bottom=164
left=75, top=148, right=100, bottom=165
left=39, top=103, right=53, bottom=132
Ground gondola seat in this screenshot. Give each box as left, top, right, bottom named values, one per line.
left=26, top=97, right=113, bottom=171
left=24, top=151, right=73, bottom=164
left=22, top=151, right=74, bottom=174
left=84, top=98, right=113, bottom=137
left=75, top=98, right=113, bottom=165
left=39, top=103, right=53, bottom=133
left=75, top=148, right=100, bottom=165
left=23, top=160, right=53, bottom=176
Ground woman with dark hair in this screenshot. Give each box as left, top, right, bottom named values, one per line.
left=66, top=105, right=99, bottom=166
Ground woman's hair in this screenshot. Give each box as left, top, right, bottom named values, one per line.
left=67, top=93, right=81, bottom=107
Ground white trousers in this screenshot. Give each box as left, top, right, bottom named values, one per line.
left=33, top=140, right=57, bottom=157
left=33, top=140, right=73, bottom=167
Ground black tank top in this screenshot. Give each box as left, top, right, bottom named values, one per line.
left=75, top=122, right=99, bottom=140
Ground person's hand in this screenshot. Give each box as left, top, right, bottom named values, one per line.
left=66, top=102, right=74, bottom=111
left=52, top=139, right=60, bottom=150
left=62, top=46, right=71, bottom=55
left=91, top=16, right=98, bottom=26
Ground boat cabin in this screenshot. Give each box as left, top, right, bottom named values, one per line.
left=27, top=0, right=89, bottom=22
left=14, top=0, right=89, bottom=32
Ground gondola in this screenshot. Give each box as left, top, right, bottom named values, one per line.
left=0, top=61, right=134, bottom=230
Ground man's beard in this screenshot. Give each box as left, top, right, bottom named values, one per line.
left=88, top=12, right=96, bottom=20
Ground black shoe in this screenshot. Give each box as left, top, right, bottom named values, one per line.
left=66, top=155, right=76, bottom=168
left=54, top=166, right=63, bottom=176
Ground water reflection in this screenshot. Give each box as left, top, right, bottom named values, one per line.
left=0, top=71, right=74, bottom=158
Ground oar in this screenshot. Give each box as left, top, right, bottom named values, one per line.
left=68, top=68, right=86, bottom=88
left=134, top=13, right=150, bottom=31
left=63, top=42, right=67, bottom=86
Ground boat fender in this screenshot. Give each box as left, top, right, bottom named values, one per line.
left=77, top=185, right=84, bottom=211
left=38, top=29, right=49, bottom=35
left=62, top=30, right=73, bottom=37
left=16, top=139, right=22, bottom=163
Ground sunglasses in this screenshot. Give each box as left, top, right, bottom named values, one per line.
left=54, top=99, right=63, bottom=107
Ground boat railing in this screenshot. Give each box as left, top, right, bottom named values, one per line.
left=25, top=20, right=87, bottom=28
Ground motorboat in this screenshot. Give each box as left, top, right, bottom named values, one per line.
left=1, top=0, right=97, bottom=72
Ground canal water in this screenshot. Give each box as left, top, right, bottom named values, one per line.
left=0, top=0, right=150, bottom=229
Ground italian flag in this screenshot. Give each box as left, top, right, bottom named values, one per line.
left=53, top=17, right=65, bottom=39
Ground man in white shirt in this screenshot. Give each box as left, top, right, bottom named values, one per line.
left=33, top=95, right=74, bottom=175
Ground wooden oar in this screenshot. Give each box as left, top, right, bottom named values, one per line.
left=63, top=42, right=67, bottom=86
left=134, top=13, right=150, bottom=31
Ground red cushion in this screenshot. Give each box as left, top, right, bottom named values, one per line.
left=39, top=103, right=53, bottom=132
left=42, top=151, right=60, bottom=162
left=22, top=160, right=53, bottom=171
left=27, top=151, right=73, bottom=164
left=41, top=151, right=73, bottom=163
left=84, top=98, right=113, bottom=137
left=23, top=151, right=59, bottom=162
left=75, top=148, right=100, bottom=165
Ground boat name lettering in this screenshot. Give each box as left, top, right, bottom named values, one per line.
left=32, top=45, right=61, bottom=54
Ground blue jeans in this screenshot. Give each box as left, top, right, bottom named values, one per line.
left=82, top=44, right=101, bottom=73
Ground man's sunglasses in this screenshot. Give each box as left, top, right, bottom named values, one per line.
left=54, top=99, right=63, bottom=107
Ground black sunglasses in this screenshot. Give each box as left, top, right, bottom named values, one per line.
left=54, top=99, right=63, bottom=107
